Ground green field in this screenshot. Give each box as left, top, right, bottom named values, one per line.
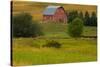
left=13, top=38, right=97, bottom=66
left=39, top=23, right=97, bottom=37
left=12, top=23, right=97, bottom=66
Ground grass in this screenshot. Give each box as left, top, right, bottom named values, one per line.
left=39, top=23, right=97, bottom=38
left=83, top=26, right=97, bottom=36
left=12, top=23, right=97, bottom=66
left=13, top=38, right=97, bottom=66
left=39, top=23, right=69, bottom=38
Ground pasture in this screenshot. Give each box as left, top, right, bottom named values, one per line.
left=12, top=23, right=97, bottom=66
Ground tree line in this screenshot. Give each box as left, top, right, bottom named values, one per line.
left=67, top=11, right=97, bottom=26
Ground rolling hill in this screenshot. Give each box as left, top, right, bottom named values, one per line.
left=12, top=1, right=97, bottom=21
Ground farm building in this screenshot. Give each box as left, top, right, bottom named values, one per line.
left=43, top=6, right=67, bottom=23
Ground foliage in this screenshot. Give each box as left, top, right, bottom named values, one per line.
left=12, top=13, right=43, bottom=37
left=68, top=18, right=84, bottom=37
left=84, top=11, right=97, bottom=26
left=67, top=11, right=79, bottom=23
left=42, top=40, right=61, bottom=48
left=78, top=11, right=84, bottom=21
left=84, top=11, right=91, bottom=26
left=90, top=12, right=97, bottom=26
left=68, top=11, right=97, bottom=26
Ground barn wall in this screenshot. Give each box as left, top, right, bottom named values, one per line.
left=54, top=7, right=67, bottom=23
left=43, top=15, right=53, bottom=22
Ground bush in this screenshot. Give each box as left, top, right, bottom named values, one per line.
left=67, top=18, right=84, bottom=38
left=12, top=13, right=43, bottom=37
left=42, top=40, right=61, bottom=48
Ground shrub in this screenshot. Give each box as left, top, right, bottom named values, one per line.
left=67, top=17, right=84, bottom=38
left=42, top=40, right=61, bottom=48
left=12, top=13, right=43, bottom=37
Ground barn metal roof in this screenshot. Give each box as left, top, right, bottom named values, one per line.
left=43, top=6, right=61, bottom=15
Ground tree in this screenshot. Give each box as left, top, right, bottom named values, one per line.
left=84, top=11, right=91, bottom=26
left=79, top=11, right=84, bottom=21
left=67, top=18, right=84, bottom=38
left=12, top=13, right=43, bottom=37
left=90, top=12, right=97, bottom=26
left=68, top=10, right=79, bottom=23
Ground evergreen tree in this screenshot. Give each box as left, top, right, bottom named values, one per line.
left=79, top=11, right=84, bottom=21
left=68, top=10, right=79, bottom=23
left=90, top=12, right=97, bottom=26
left=84, top=11, right=91, bottom=26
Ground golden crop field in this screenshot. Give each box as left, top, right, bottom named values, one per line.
left=12, top=1, right=97, bottom=21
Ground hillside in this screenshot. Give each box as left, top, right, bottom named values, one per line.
left=12, top=1, right=97, bottom=21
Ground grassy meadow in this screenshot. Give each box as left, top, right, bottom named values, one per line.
left=13, top=38, right=97, bottom=66
left=12, top=23, right=97, bottom=66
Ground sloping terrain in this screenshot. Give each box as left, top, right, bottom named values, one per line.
left=12, top=1, right=97, bottom=21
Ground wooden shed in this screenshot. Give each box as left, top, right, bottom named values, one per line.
left=43, top=6, right=67, bottom=23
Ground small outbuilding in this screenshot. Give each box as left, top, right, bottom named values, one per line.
left=43, top=6, right=67, bottom=23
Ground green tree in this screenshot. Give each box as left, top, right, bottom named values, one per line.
left=12, top=13, right=43, bottom=37
left=67, top=18, right=84, bottom=38
left=68, top=10, right=79, bottom=23
left=79, top=11, right=84, bottom=21
left=84, top=11, right=91, bottom=26
left=90, top=12, right=97, bottom=26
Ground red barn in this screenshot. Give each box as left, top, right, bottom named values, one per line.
left=43, top=6, right=67, bottom=23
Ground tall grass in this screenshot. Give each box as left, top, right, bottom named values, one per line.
left=13, top=38, right=97, bottom=66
